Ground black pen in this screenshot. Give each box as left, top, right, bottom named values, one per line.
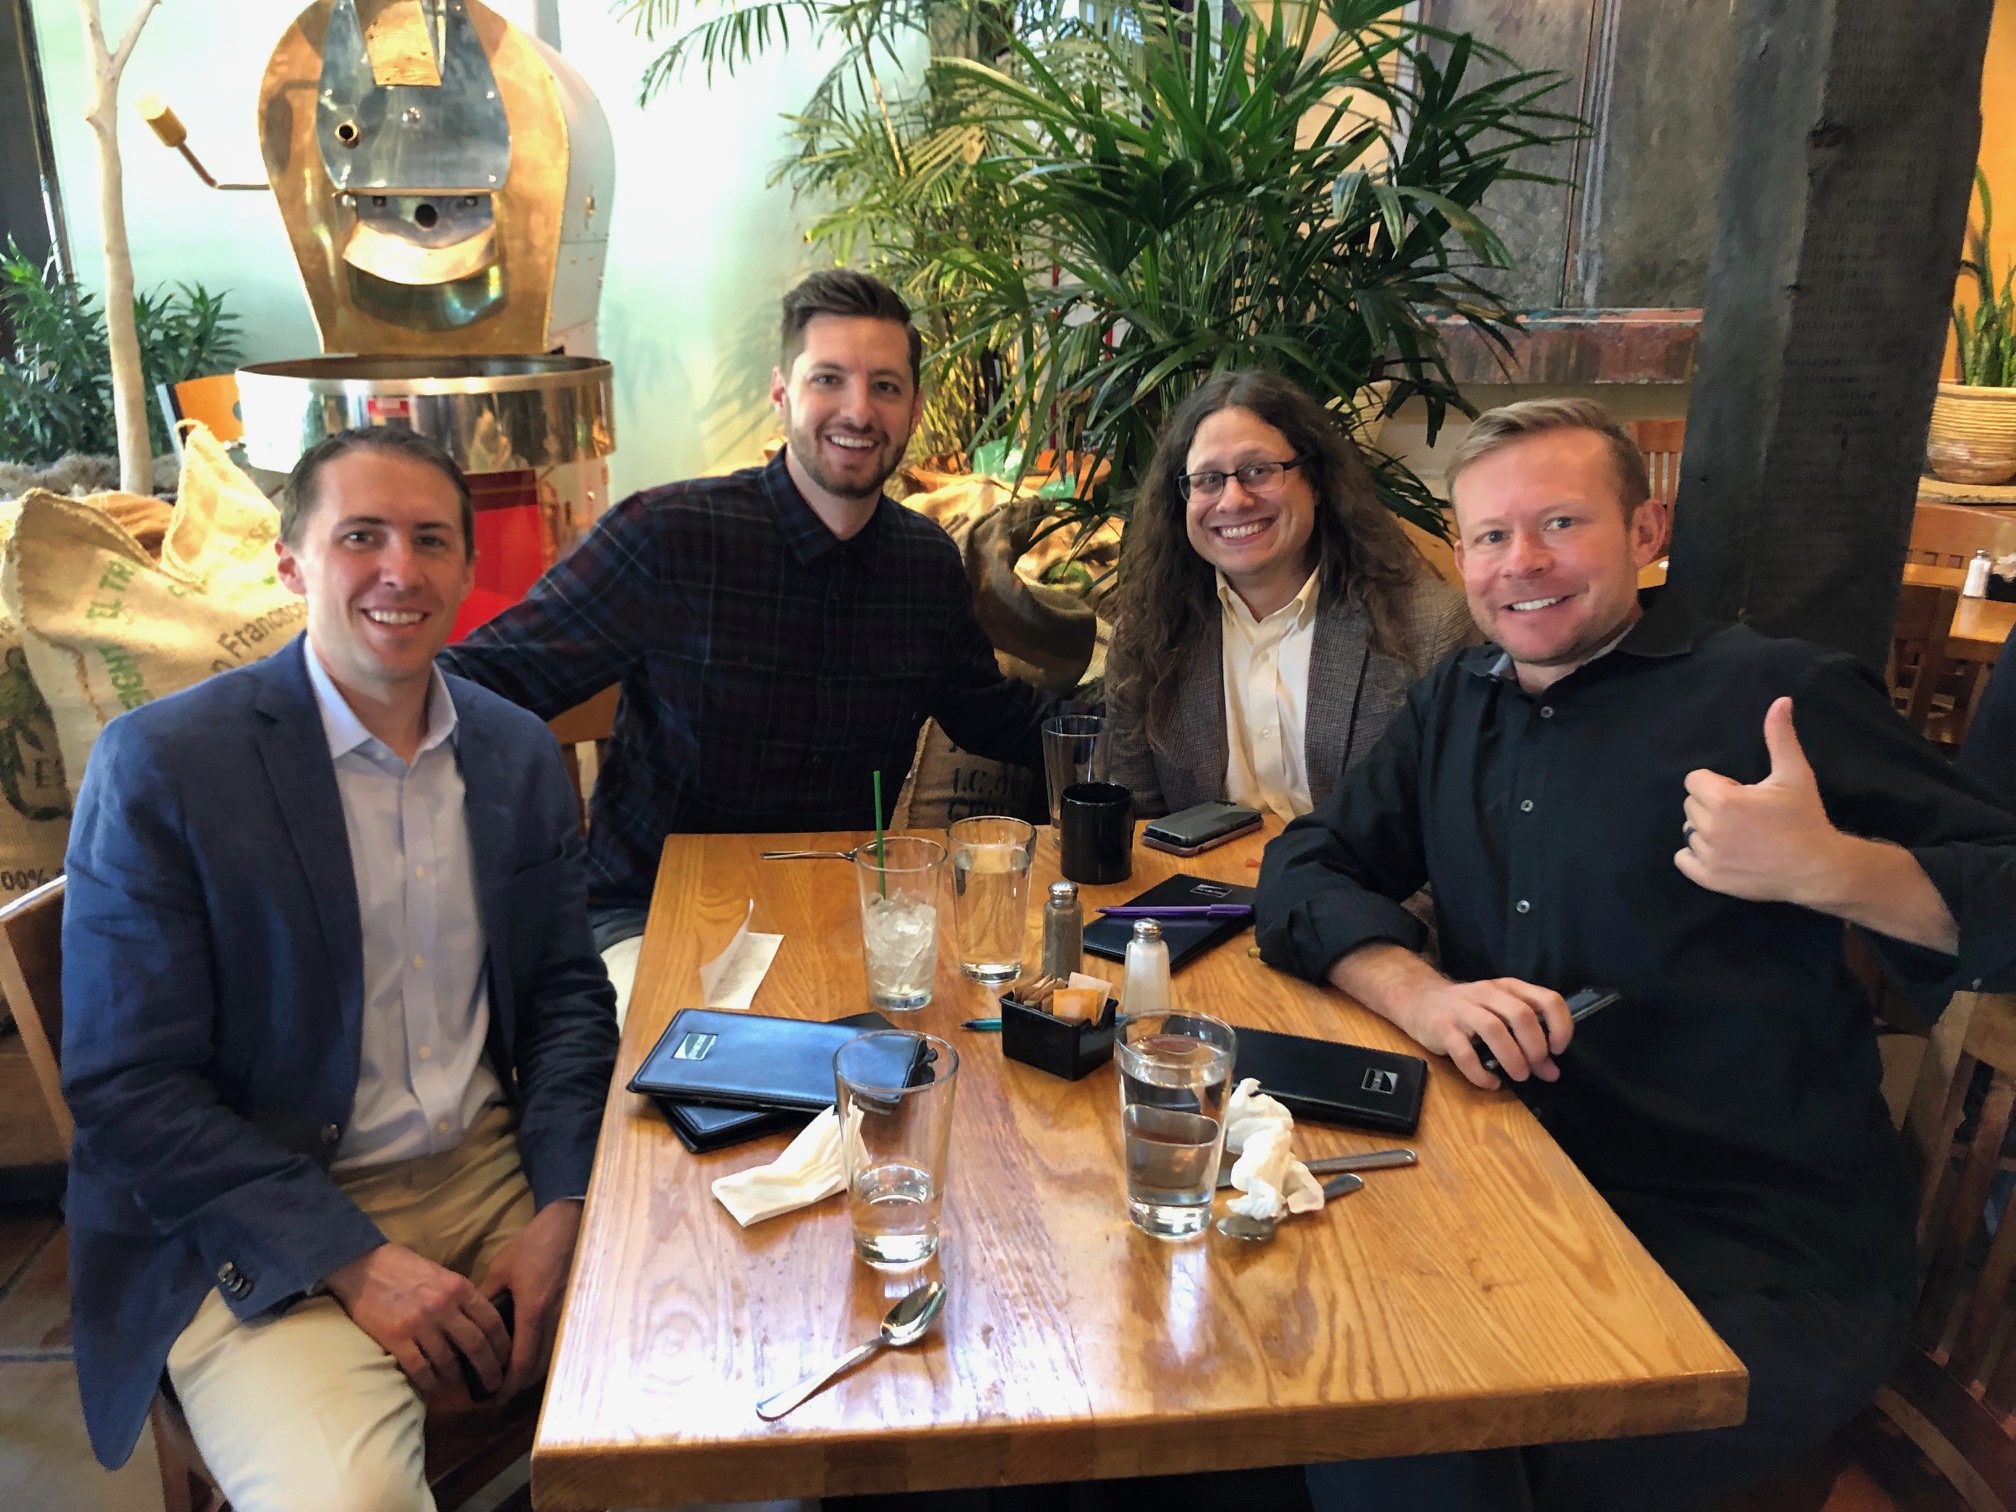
left=962, top=1013, right=1133, bottom=1032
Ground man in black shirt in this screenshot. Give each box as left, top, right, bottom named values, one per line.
left=1258, top=399, right=2016, bottom=1512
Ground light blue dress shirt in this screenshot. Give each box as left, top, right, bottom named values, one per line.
left=303, top=648, right=503, bottom=1170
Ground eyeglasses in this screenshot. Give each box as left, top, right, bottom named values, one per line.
left=1177, top=455, right=1309, bottom=502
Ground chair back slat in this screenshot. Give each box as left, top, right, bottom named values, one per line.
left=546, top=685, right=619, bottom=831
left=0, top=878, right=68, bottom=1149
left=1908, top=501, right=2016, bottom=569
left=1628, top=419, right=1687, bottom=508
left=1897, top=992, right=2016, bottom=1453
left=1887, top=582, right=1966, bottom=740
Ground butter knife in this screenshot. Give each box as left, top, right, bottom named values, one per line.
left=1215, top=1147, right=1417, bottom=1190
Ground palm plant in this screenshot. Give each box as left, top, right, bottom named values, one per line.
left=625, top=0, right=1575, bottom=542
left=1955, top=168, right=2016, bottom=388
left=923, top=1, right=1575, bottom=540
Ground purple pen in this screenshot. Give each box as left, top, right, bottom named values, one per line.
left=1096, top=903, right=1254, bottom=919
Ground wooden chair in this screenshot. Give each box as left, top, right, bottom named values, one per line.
left=1875, top=989, right=2016, bottom=1512
left=1907, top=501, right=2016, bottom=571
left=1886, top=580, right=1975, bottom=745
left=1628, top=418, right=1687, bottom=509
left=0, top=880, right=535, bottom=1512
left=547, top=684, right=619, bottom=829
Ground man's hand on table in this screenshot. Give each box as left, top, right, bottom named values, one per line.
left=478, top=1197, right=584, bottom=1401
left=1327, top=942, right=1573, bottom=1090
left=325, top=1241, right=511, bottom=1402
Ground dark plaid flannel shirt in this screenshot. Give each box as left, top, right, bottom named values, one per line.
left=440, top=451, right=1050, bottom=911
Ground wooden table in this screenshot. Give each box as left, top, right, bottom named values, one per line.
left=533, top=829, right=1746, bottom=1510
left=1639, top=559, right=2014, bottom=663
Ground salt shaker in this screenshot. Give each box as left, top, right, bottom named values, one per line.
left=1964, top=549, right=1992, bottom=599
left=1122, top=919, right=1171, bottom=1018
left=1039, top=880, right=1084, bottom=984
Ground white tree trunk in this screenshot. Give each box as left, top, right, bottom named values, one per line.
left=76, top=0, right=162, bottom=495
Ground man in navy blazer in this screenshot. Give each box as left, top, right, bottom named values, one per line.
left=62, top=427, right=618, bottom=1508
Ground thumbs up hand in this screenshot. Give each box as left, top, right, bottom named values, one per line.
left=1674, top=697, right=1848, bottom=904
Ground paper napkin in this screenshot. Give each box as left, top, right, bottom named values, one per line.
left=698, top=899, right=784, bottom=1011
left=711, top=1106, right=845, bottom=1226
left=1222, top=1076, right=1325, bottom=1220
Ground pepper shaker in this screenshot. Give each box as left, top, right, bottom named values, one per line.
left=1039, top=880, right=1083, bottom=985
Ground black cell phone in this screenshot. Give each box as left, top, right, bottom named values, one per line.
left=457, top=1290, right=514, bottom=1402
left=1141, top=801, right=1263, bottom=856
left=1472, top=987, right=1620, bottom=1077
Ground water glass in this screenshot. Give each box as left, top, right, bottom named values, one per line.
left=947, top=815, right=1036, bottom=985
left=1116, top=1012, right=1237, bottom=1238
left=835, top=1032, right=960, bottom=1268
left=854, top=836, right=946, bottom=1011
left=1043, top=714, right=1110, bottom=826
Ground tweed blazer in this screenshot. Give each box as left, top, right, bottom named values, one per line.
left=1106, top=572, right=1475, bottom=818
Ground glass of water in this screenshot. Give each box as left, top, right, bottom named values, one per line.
left=1043, top=714, right=1109, bottom=828
left=947, top=816, right=1036, bottom=985
left=835, top=1032, right=960, bottom=1268
left=1116, top=1012, right=1237, bottom=1238
left=854, top=836, right=946, bottom=1011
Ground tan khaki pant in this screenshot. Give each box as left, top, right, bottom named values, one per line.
left=165, top=1105, right=534, bottom=1512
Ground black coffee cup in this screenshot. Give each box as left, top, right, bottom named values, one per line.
left=1060, top=781, right=1133, bottom=885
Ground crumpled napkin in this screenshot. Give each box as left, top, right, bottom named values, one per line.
left=711, top=1106, right=846, bottom=1226
left=1224, top=1077, right=1295, bottom=1154
left=1222, top=1077, right=1325, bottom=1220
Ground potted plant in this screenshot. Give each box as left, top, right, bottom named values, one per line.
left=0, top=241, right=240, bottom=496
left=1928, top=169, right=2016, bottom=486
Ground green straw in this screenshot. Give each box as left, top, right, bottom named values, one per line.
left=871, top=770, right=887, bottom=898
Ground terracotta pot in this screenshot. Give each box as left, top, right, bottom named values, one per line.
left=1926, top=381, right=2016, bottom=485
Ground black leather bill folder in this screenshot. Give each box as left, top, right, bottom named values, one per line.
left=1082, top=874, right=1257, bottom=972
left=630, top=1009, right=900, bottom=1153
left=1228, top=1024, right=1428, bottom=1135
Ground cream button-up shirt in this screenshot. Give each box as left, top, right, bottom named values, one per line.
left=1217, top=567, right=1321, bottom=820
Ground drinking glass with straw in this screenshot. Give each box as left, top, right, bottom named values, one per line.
left=854, top=772, right=944, bottom=1010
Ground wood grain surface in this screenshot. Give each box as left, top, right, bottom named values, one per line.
left=532, top=827, right=1746, bottom=1510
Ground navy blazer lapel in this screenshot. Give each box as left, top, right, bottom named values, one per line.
left=451, top=690, right=518, bottom=1039
left=250, top=638, right=364, bottom=1023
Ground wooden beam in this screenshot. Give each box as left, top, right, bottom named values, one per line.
left=1669, top=0, right=1993, bottom=667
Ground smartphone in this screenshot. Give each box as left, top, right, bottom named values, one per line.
left=457, top=1290, right=515, bottom=1402
left=1472, top=987, right=1620, bottom=1078
left=1141, top=801, right=1263, bottom=857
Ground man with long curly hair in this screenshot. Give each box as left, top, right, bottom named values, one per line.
left=1105, top=370, right=1472, bottom=821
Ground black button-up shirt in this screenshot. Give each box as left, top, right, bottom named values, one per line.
left=1257, top=591, right=2016, bottom=1302
left=442, top=453, right=1050, bottom=910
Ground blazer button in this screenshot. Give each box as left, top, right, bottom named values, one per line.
left=321, top=1124, right=341, bottom=1145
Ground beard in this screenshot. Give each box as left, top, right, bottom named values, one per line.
left=784, top=408, right=909, bottom=502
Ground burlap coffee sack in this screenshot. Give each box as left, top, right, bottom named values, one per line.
left=4, top=423, right=304, bottom=790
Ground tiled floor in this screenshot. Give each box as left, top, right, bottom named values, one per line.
left=0, top=1192, right=1975, bottom=1512
left=0, top=1192, right=163, bottom=1511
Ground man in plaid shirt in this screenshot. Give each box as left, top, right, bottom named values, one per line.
left=441, top=271, right=1052, bottom=1008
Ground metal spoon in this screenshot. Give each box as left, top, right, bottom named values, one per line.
left=755, top=1280, right=947, bottom=1421
left=760, top=848, right=858, bottom=861
left=1215, top=1171, right=1364, bottom=1242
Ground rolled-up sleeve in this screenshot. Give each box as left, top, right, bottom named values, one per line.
left=1256, top=677, right=1436, bottom=981
left=1793, top=654, right=2016, bottom=998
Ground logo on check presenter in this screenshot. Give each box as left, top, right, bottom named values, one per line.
left=1362, top=1068, right=1399, bottom=1095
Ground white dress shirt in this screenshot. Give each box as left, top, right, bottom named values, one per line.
left=1218, top=568, right=1321, bottom=820
left=304, top=647, right=503, bottom=1170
